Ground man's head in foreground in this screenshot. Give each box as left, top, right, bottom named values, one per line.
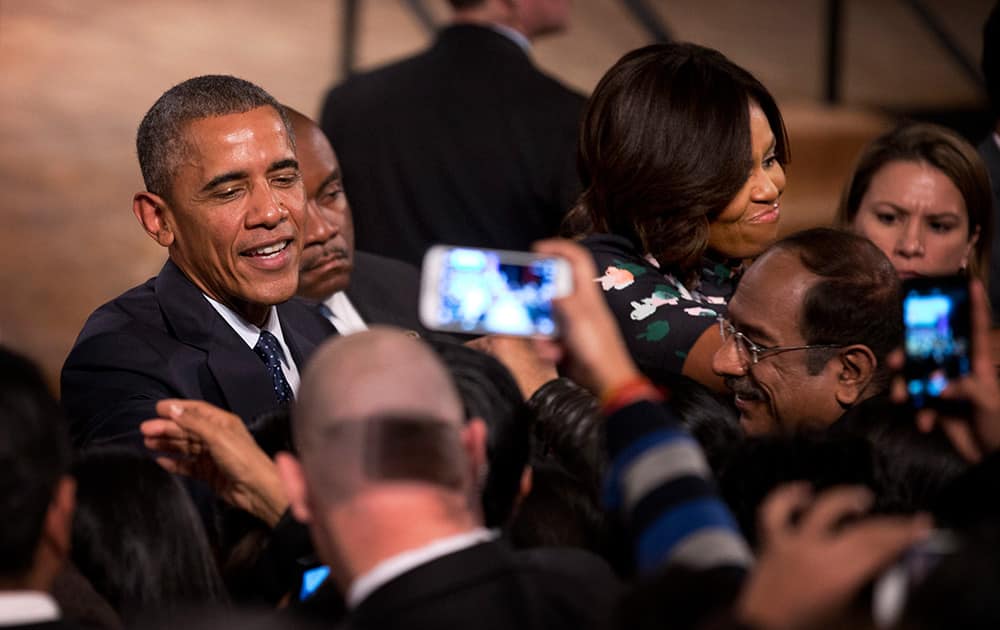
left=0, top=347, right=75, bottom=592
left=284, top=107, right=355, bottom=302
left=277, top=328, right=487, bottom=591
left=132, top=75, right=306, bottom=327
left=712, top=228, right=901, bottom=435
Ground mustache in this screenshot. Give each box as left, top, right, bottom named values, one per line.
left=302, top=242, right=349, bottom=264
left=724, top=376, right=766, bottom=401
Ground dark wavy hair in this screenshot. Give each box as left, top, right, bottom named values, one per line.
left=430, top=342, right=532, bottom=528
left=565, top=42, right=788, bottom=283
left=71, top=448, right=227, bottom=626
left=836, top=121, right=993, bottom=286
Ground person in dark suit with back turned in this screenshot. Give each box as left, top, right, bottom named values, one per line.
left=275, top=327, right=619, bottom=630
left=319, top=0, right=586, bottom=268
left=61, top=75, right=332, bottom=449
left=286, top=107, right=428, bottom=336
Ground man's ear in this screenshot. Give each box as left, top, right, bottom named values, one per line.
left=833, top=345, right=877, bottom=407
left=275, top=452, right=312, bottom=524
left=133, top=191, right=174, bottom=247
left=43, top=476, right=75, bottom=562
left=461, top=418, right=489, bottom=486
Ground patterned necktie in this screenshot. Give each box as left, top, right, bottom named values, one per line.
left=254, top=330, right=294, bottom=404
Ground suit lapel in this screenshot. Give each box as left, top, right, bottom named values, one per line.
left=155, top=259, right=277, bottom=420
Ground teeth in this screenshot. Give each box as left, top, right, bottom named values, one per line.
left=249, top=241, right=288, bottom=256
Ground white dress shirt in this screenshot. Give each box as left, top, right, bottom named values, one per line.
left=346, top=528, right=497, bottom=609
left=0, top=591, right=60, bottom=626
left=320, top=291, right=369, bottom=336
left=203, top=296, right=301, bottom=394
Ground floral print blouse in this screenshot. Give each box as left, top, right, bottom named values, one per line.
left=582, top=233, right=740, bottom=385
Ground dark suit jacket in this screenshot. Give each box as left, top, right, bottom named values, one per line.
left=61, top=258, right=333, bottom=448
left=345, top=251, right=426, bottom=335
left=342, top=540, right=621, bottom=630
left=320, top=24, right=587, bottom=267
left=978, top=136, right=1000, bottom=323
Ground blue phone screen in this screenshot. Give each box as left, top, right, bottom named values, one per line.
left=436, top=249, right=559, bottom=336
left=903, top=283, right=971, bottom=405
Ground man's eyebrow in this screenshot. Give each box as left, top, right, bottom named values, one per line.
left=314, top=168, right=342, bottom=195
left=201, top=170, right=248, bottom=193
left=732, top=317, right=776, bottom=345
left=268, top=158, right=299, bottom=173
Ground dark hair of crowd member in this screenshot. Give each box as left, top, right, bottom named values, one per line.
left=0, top=346, right=72, bottom=582
left=430, top=341, right=532, bottom=528
left=510, top=379, right=610, bottom=558
left=565, top=42, right=788, bottom=285
left=717, top=432, right=880, bottom=548
left=70, top=447, right=228, bottom=627
left=832, top=398, right=968, bottom=515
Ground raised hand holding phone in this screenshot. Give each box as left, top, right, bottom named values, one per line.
left=420, top=245, right=572, bottom=338
left=892, top=278, right=1000, bottom=462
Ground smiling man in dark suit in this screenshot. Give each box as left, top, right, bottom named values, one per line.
left=61, top=75, right=332, bottom=448
left=319, top=0, right=585, bottom=267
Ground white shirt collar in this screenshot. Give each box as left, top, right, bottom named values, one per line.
left=488, top=23, right=531, bottom=53
left=0, top=591, right=60, bottom=625
left=203, top=296, right=301, bottom=393
left=346, top=528, right=496, bottom=608
left=321, top=292, right=369, bottom=336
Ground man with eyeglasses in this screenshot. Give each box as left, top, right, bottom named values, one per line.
left=711, top=228, right=902, bottom=434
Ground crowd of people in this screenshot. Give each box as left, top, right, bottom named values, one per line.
left=6, top=0, right=1000, bottom=628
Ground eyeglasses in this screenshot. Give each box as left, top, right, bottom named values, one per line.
left=717, top=317, right=843, bottom=366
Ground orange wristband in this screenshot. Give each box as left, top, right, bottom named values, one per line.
left=600, top=375, right=666, bottom=415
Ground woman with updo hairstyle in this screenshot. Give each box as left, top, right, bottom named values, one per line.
left=836, top=122, right=992, bottom=290
left=567, top=42, right=789, bottom=390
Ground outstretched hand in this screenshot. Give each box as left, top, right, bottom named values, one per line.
left=140, top=399, right=288, bottom=527
left=531, top=238, right=641, bottom=398
left=738, top=483, right=931, bottom=630
left=889, top=278, right=1000, bottom=462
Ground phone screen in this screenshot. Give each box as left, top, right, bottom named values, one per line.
left=298, top=564, right=330, bottom=601
left=902, top=276, right=971, bottom=407
left=425, top=247, right=564, bottom=336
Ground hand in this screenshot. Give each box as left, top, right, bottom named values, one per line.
left=464, top=335, right=558, bottom=399
left=531, top=238, right=641, bottom=397
left=889, top=279, right=1000, bottom=462
left=140, top=399, right=289, bottom=527
left=738, top=484, right=931, bottom=630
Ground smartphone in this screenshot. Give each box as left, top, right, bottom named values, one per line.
left=902, top=275, right=972, bottom=409
left=419, top=245, right=572, bottom=337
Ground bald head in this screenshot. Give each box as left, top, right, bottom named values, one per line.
left=298, top=327, right=463, bottom=430
left=293, top=328, right=468, bottom=503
